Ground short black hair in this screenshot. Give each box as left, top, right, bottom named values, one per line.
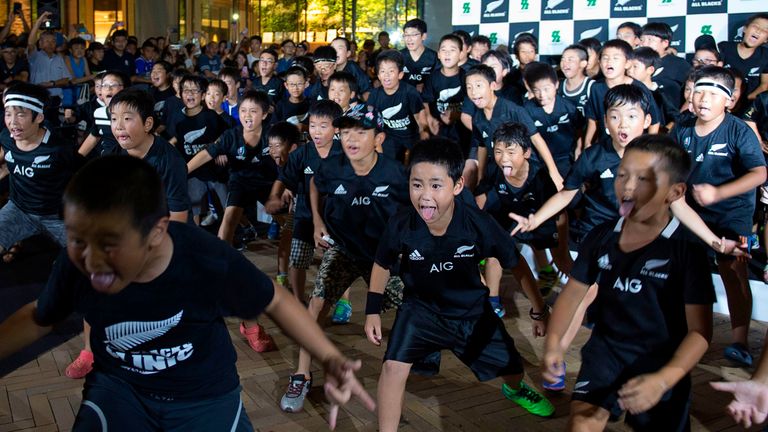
left=480, top=50, right=511, bottom=71
left=240, top=90, right=271, bottom=113
left=332, top=37, right=351, bottom=51
left=375, top=49, right=404, bottom=73
left=268, top=121, right=301, bottom=145
left=108, top=88, right=156, bottom=132
left=452, top=30, right=470, bottom=49
left=746, top=12, right=768, bottom=28
left=599, top=39, right=633, bottom=60
left=563, top=44, right=589, bottom=61
left=153, top=60, right=173, bottom=75
left=103, top=70, right=130, bottom=87
left=218, top=66, right=240, bottom=83
left=408, top=138, right=464, bottom=183
left=440, top=34, right=464, bottom=50
left=578, top=37, right=602, bottom=55
left=292, top=56, right=315, bottom=75
left=625, top=134, right=690, bottom=183
left=171, top=67, right=189, bottom=82
left=69, top=37, right=86, bottom=47
left=64, top=155, right=168, bottom=238
left=604, top=84, right=650, bottom=114
left=313, top=45, right=338, bottom=63
left=4, top=82, right=49, bottom=118
left=632, top=46, right=660, bottom=69
left=308, top=99, right=343, bottom=121
left=493, top=122, right=532, bottom=152
left=471, top=35, right=491, bottom=49
left=641, top=22, right=673, bottom=42
left=261, top=48, right=278, bottom=61
left=403, top=18, right=427, bottom=34
left=179, top=74, right=208, bottom=94
left=617, top=21, right=642, bottom=37
left=112, top=29, right=128, bottom=40
left=466, top=64, right=496, bottom=84
left=281, top=39, right=296, bottom=47
left=523, top=62, right=557, bottom=87
left=328, top=71, right=358, bottom=93
left=250, top=35, right=263, bottom=43
left=694, top=65, right=735, bottom=92
left=513, top=33, right=538, bottom=57
left=285, top=65, right=308, bottom=81
left=207, top=78, right=228, bottom=95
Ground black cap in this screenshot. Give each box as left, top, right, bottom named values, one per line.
left=694, top=34, right=718, bottom=52
left=332, top=104, right=384, bottom=132
left=313, top=45, right=337, bottom=63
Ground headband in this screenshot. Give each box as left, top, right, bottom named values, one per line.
left=694, top=78, right=733, bottom=99
left=4, top=94, right=44, bottom=113
left=313, top=56, right=336, bottom=64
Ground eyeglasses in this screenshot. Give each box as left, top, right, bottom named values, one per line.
left=259, top=58, right=275, bottom=64
left=100, top=83, right=123, bottom=90
left=182, top=88, right=202, bottom=94
left=286, top=81, right=305, bottom=88
left=693, top=57, right=718, bottom=66
left=403, top=32, right=422, bottom=39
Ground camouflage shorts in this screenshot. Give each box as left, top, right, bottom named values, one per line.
left=312, top=246, right=403, bottom=312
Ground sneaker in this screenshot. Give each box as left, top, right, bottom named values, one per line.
left=724, top=343, right=753, bottom=367
left=240, top=225, right=258, bottom=244
left=267, top=221, right=280, bottom=240
left=332, top=299, right=352, bottom=324
left=239, top=322, right=277, bottom=352
left=537, top=268, right=559, bottom=297
left=65, top=350, right=94, bottom=379
left=200, top=213, right=218, bottom=227
left=542, top=362, right=566, bottom=392
left=276, top=273, right=288, bottom=287
left=502, top=381, right=555, bottom=417
left=280, top=373, right=312, bottom=412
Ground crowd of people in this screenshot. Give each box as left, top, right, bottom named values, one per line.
left=0, top=6, right=768, bottom=430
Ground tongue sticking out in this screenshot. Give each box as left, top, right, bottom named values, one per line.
left=421, top=207, right=436, bottom=221
left=90, top=273, right=116, bottom=291
left=619, top=200, right=635, bottom=217
left=503, top=167, right=512, bottom=177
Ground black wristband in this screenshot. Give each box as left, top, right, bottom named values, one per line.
left=529, top=307, right=549, bottom=321
left=365, top=292, right=384, bottom=315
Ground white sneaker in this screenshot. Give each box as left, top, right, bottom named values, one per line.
left=200, top=213, right=219, bottom=227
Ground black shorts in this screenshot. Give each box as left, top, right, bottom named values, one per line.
left=292, top=217, right=314, bottom=244
left=226, top=182, right=271, bottom=209
left=573, top=335, right=692, bottom=432
left=384, top=300, right=524, bottom=381
left=73, top=371, right=253, bottom=432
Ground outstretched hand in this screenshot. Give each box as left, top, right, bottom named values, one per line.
left=712, top=237, right=749, bottom=258
left=322, top=356, right=376, bottom=430
left=509, top=212, right=536, bottom=236
left=711, top=380, right=768, bottom=428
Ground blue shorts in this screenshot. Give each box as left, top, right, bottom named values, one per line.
left=73, top=371, right=253, bottom=432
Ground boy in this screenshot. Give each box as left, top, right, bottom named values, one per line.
left=559, top=44, right=594, bottom=117
left=159, top=68, right=188, bottom=142
left=0, top=83, right=77, bottom=262
left=584, top=39, right=661, bottom=147
left=133, top=40, right=156, bottom=86
left=365, top=138, right=554, bottom=432
left=273, top=65, right=309, bottom=129
left=717, top=13, right=768, bottom=100
left=252, top=48, right=283, bottom=105
left=671, top=65, right=767, bottom=366
left=307, top=46, right=337, bottom=102
left=219, top=67, right=242, bottom=121
left=206, top=78, right=238, bottom=128
left=639, top=22, right=691, bottom=87
left=265, top=100, right=343, bottom=304
left=453, top=30, right=478, bottom=72
left=280, top=106, right=406, bottom=413
left=400, top=18, right=437, bottom=93
left=465, top=64, right=563, bottom=189
left=421, top=34, right=466, bottom=143
left=331, top=37, right=372, bottom=101
left=328, top=71, right=358, bottom=113
left=367, top=49, right=429, bottom=162
left=616, top=21, right=642, bottom=48
left=543, top=135, right=715, bottom=431
left=77, top=70, right=128, bottom=157
left=628, top=47, right=681, bottom=131
left=470, top=35, right=491, bottom=62
left=0, top=154, right=374, bottom=430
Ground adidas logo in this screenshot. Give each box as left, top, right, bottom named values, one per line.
left=482, top=131, right=489, bottom=138
left=599, top=168, right=613, bottom=179
left=534, top=120, right=544, bottom=127
left=334, top=185, right=347, bottom=195
left=304, top=166, right=314, bottom=175
left=598, top=254, right=611, bottom=270
left=4, top=151, right=14, bottom=163
left=696, top=153, right=704, bottom=162
left=409, top=249, right=424, bottom=261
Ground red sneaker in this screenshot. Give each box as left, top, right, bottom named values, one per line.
left=65, top=350, right=94, bottom=379
left=239, top=323, right=277, bottom=352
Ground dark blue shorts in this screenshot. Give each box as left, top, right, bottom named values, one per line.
left=384, top=300, right=524, bottom=381
left=292, top=217, right=314, bottom=244
left=226, top=182, right=271, bottom=210
left=73, top=371, right=253, bottom=432
left=573, top=335, right=691, bottom=432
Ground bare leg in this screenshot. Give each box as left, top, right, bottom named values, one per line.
left=484, top=257, right=502, bottom=298
left=719, top=259, right=752, bottom=346
left=378, top=360, right=412, bottom=432
left=558, top=284, right=598, bottom=351
left=552, top=213, right=573, bottom=275
left=567, top=400, right=610, bottom=432
left=289, top=267, right=307, bottom=302
left=295, top=296, right=332, bottom=376
left=218, top=206, right=244, bottom=245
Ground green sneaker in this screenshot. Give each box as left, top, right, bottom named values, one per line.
left=502, top=382, right=555, bottom=417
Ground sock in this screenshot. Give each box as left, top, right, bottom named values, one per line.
left=489, top=296, right=500, bottom=306
left=539, top=264, right=554, bottom=274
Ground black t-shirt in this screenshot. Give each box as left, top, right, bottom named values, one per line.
left=0, top=59, right=29, bottom=83
left=400, top=47, right=438, bottom=88
left=161, top=96, right=185, bottom=141
left=174, top=108, right=230, bottom=182
left=524, top=95, right=584, bottom=163
left=672, top=113, right=765, bottom=226
left=563, top=136, right=621, bottom=233
left=218, top=111, right=238, bottom=129
left=88, top=105, right=118, bottom=156
left=253, top=75, right=284, bottom=105
left=459, top=58, right=479, bottom=73
left=307, top=81, right=329, bottom=102
left=150, top=87, right=176, bottom=125
left=651, top=78, right=682, bottom=125
left=743, top=92, right=768, bottom=142
left=471, top=97, right=537, bottom=156
left=655, top=54, right=691, bottom=86
left=478, top=160, right=558, bottom=247
left=313, top=153, right=409, bottom=263
left=421, top=68, right=466, bottom=141
left=343, top=61, right=372, bottom=96
left=586, top=79, right=661, bottom=140
left=1, top=128, right=77, bottom=215
left=207, top=126, right=278, bottom=189
left=375, top=200, right=518, bottom=319
left=367, top=84, right=424, bottom=151
left=461, top=86, right=524, bottom=118
left=272, top=98, right=310, bottom=126
left=718, top=42, right=768, bottom=96
left=102, top=49, right=135, bottom=76
left=119, top=136, right=190, bottom=213
left=279, top=140, right=342, bottom=220
left=571, top=217, right=715, bottom=362
left=34, top=222, right=275, bottom=400
left=560, top=77, right=595, bottom=117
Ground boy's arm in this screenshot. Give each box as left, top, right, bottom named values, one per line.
left=414, top=109, right=430, bottom=140
left=671, top=199, right=746, bottom=256
left=692, top=166, right=767, bottom=206
left=748, top=74, right=768, bottom=101
left=264, top=180, right=287, bottom=214
left=647, top=123, right=660, bottom=134
left=169, top=211, right=188, bottom=223
left=531, top=133, right=563, bottom=190
left=309, top=177, right=331, bottom=248
left=583, top=119, right=597, bottom=151
left=460, top=112, right=473, bottom=131
left=618, top=304, right=712, bottom=415
left=509, top=188, right=578, bottom=235
left=363, top=263, right=390, bottom=346
left=542, top=278, right=591, bottom=382
left=0, top=302, right=53, bottom=360
left=186, top=149, right=214, bottom=174
left=77, top=134, right=100, bottom=157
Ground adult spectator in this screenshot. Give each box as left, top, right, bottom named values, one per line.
left=102, top=29, right=135, bottom=77
left=0, top=42, right=29, bottom=90
left=26, top=12, right=71, bottom=102
left=198, top=42, right=222, bottom=78
left=246, top=35, right=262, bottom=69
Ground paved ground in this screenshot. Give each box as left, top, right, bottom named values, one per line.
left=0, top=235, right=766, bottom=431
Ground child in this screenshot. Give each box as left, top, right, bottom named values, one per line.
left=0, top=83, right=77, bottom=263
left=628, top=47, right=681, bottom=131
left=266, top=101, right=342, bottom=305
left=639, top=22, right=691, bottom=86
left=280, top=105, right=406, bottom=413
left=584, top=39, right=661, bottom=147
left=273, top=65, right=310, bottom=129
left=465, top=64, right=563, bottom=190
left=0, top=154, right=374, bottom=430
left=219, top=67, right=242, bottom=121
left=399, top=18, right=437, bottom=93
left=252, top=48, right=283, bottom=105
left=421, top=34, right=466, bottom=145
left=77, top=70, right=128, bottom=157
left=616, top=21, right=642, bottom=48
left=470, top=35, right=491, bottom=62
left=559, top=44, right=594, bottom=117
left=365, top=138, right=554, bottom=432
left=579, top=37, right=603, bottom=79
left=717, top=12, right=768, bottom=100
left=671, top=65, right=767, bottom=366
left=149, top=61, right=175, bottom=134
left=133, top=40, right=156, bottom=86
left=508, top=33, right=538, bottom=95
left=543, top=134, right=714, bottom=431
left=63, top=37, right=94, bottom=109
left=743, top=92, right=768, bottom=282
left=159, top=68, right=188, bottom=142
left=327, top=71, right=358, bottom=113
left=331, top=37, right=372, bottom=101
left=459, top=50, right=523, bottom=134
left=367, top=49, right=429, bottom=162
left=307, top=46, right=337, bottom=102
left=206, top=78, right=238, bottom=128
left=452, top=30, right=478, bottom=72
